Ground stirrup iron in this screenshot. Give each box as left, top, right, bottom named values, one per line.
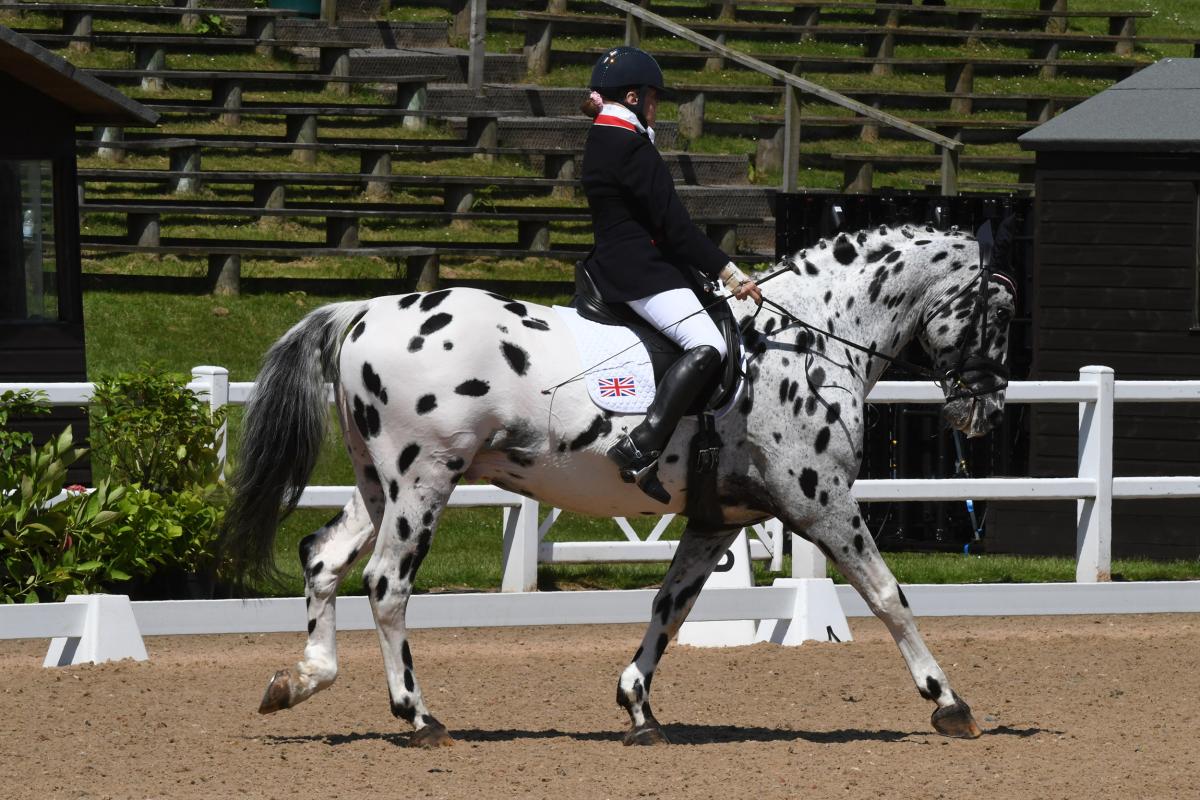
left=608, top=435, right=671, bottom=503
left=609, top=435, right=657, bottom=482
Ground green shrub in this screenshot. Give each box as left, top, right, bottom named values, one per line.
left=106, top=482, right=226, bottom=580
left=0, top=391, right=130, bottom=602
left=90, top=369, right=229, bottom=592
left=0, top=389, right=45, bottom=491
left=0, top=372, right=229, bottom=602
left=90, top=368, right=226, bottom=494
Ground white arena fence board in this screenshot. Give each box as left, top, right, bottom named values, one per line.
left=129, top=587, right=801, bottom=635
left=9, top=581, right=1200, bottom=648
left=834, top=582, right=1200, bottom=617
left=5, top=364, right=1200, bottom=655
left=1, top=602, right=90, bottom=639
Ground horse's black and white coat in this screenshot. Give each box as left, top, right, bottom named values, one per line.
left=222, top=224, right=1015, bottom=746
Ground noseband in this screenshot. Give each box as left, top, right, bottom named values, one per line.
left=936, top=263, right=1017, bottom=402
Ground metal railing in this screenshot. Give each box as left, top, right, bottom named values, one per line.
left=461, top=0, right=965, bottom=193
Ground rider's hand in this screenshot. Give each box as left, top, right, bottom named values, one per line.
left=720, top=262, right=762, bottom=304
left=735, top=279, right=763, bottom=305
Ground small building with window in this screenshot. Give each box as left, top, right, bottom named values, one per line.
left=0, top=26, right=156, bottom=451
left=999, top=57, right=1200, bottom=559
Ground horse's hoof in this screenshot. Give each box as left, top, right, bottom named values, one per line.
left=623, top=724, right=670, bottom=746
left=409, top=722, right=455, bottom=748
left=931, top=697, right=983, bottom=739
left=258, top=669, right=294, bottom=714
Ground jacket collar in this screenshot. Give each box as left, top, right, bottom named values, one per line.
left=593, top=102, right=656, bottom=145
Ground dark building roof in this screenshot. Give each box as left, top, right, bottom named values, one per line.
left=1019, top=58, right=1200, bottom=153
left=0, top=25, right=157, bottom=126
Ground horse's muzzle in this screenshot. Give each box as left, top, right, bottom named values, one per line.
left=942, top=392, right=1006, bottom=438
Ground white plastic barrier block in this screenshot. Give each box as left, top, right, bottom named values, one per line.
left=677, top=531, right=758, bottom=648
left=44, top=594, right=148, bottom=667
left=755, top=578, right=852, bottom=646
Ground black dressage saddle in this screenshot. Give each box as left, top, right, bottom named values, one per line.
left=570, top=262, right=743, bottom=413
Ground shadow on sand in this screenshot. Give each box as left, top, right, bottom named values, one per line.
left=258, top=722, right=1054, bottom=748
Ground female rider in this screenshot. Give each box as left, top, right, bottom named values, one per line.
left=580, top=46, right=761, bottom=502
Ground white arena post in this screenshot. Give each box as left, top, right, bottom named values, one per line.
left=501, top=497, right=540, bottom=592
left=43, top=595, right=148, bottom=667
left=761, top=518, right=785, bottom=571
left=190, top=365, right=230, bottom=469
left=791, top=534, right=827, bottom=579
left=756, top=578, right=852, bottom=645
left=1076, top=366, right=1114, bottom=582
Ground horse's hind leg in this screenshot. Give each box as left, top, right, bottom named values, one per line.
left=260, top=389, right=382, bottom=714
left=362, top=470, right=458, bottom=748
left=617, top=524, right=741, bottom=745
left=795, top=502, right=982, bottom=739
left=259, top=491, right=376, bottom=713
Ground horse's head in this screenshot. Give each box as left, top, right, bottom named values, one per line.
left=916, top=237, right=1017, bottom=438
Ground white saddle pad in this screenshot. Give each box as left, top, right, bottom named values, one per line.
left=553, top=306, right=747, bottom=417
left=554, top=306, right=657, bottom=414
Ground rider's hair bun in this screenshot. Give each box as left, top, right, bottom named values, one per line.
left=581, top=90, right=604, bottom=119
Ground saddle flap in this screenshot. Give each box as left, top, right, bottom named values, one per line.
left=570, top=262, right=743, bottom=412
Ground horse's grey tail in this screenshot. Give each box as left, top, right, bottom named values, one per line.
left=219, top=300, right=369, bottom=589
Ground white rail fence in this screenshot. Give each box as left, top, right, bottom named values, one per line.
left=9, top=364, right=1200, bottom=587
left=14, top=579, right=1200, bottom=666
left=6, top=364, right=1200, bottom=664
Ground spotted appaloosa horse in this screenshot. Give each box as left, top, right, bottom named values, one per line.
left=219, top=224, right=1016, bottom=747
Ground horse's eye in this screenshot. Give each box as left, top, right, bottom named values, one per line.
left=995, top=309, right=1012, bottom=324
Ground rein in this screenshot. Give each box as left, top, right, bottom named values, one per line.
left=754, top=255, right=1015, bottom=400
left=541, top=243, right=1015, bottom=402
left=752, top=293, right=942, bottom=383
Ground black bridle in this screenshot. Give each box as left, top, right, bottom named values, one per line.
left=923, top=259, right=1017, bottom=401
left=752, top=255, right=1016, bottom=402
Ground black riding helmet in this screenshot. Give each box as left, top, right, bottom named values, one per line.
left=589, top=46, right=665, bottom=126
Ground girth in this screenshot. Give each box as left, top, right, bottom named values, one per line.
left=570, top=262, right=742, bottom=413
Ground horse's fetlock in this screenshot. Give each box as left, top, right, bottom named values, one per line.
left=616, top=663, right=647, bottom=713
left=390, top=695, right=417, bottom=723
left=299, top=658, right=338, bottom=692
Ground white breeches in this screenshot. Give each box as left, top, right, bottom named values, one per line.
left=626, top=288, right=727, bottom=360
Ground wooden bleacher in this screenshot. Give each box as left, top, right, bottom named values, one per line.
left=2, top=0, right=1184, bottom=291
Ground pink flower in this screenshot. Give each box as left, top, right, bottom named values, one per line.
left=65, top=484, right=88, bottom=493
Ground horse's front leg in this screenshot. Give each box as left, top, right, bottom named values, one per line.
left=259, top=490, right=377, bottom=713
left=790, top=499, right=982, bottom=738
left=617, top=524, right=742, bottom=745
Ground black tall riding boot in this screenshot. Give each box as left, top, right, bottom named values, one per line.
left=607, top=344, right=723, bottom=503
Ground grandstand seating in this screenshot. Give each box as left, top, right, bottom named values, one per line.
left=0, top=0, right=1188, bottom=291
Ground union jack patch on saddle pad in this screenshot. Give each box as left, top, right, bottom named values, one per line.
left=598, top=376, right=637, bottom=397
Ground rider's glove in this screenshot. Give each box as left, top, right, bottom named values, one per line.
left=719, top=262, right=750, bottom=296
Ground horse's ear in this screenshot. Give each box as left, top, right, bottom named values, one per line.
left=974, top=219, right=995, bottom=268
left=990, top=213, right=1020, bottom=273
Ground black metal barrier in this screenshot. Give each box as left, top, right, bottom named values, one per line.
left=775, top=192, right=1034, bottom=551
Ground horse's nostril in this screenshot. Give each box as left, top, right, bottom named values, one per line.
left=987, top=408, right=1004, bottom=428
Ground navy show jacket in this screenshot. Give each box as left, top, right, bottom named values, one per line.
left=580, top=122, right=729, bottom=302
